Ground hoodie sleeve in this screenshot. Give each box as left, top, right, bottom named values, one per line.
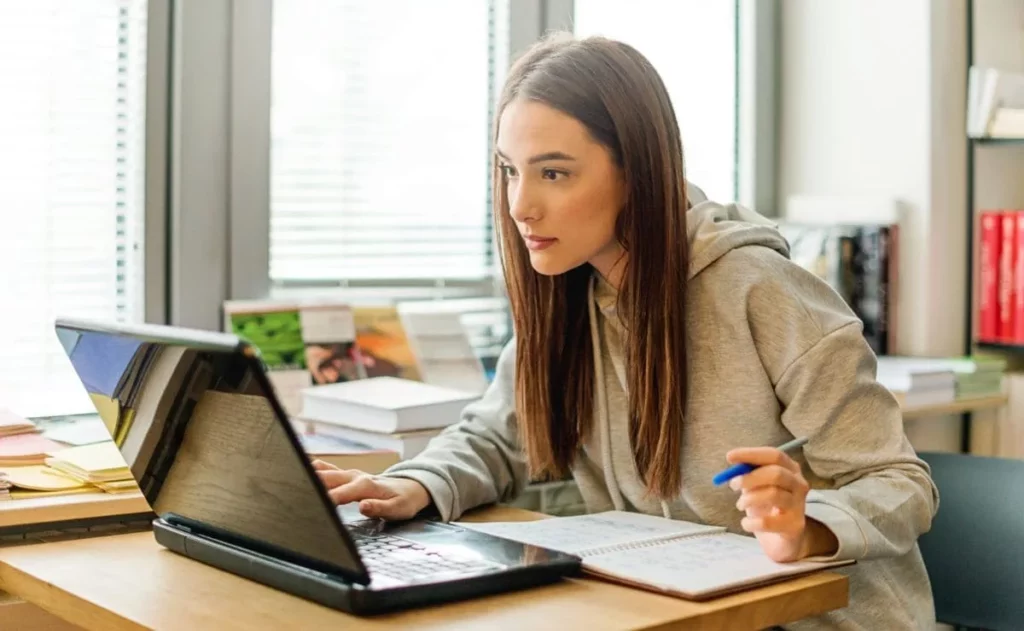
left=376, top=338, right=529, bottom=522
left=745, top=260, right=939, bottom=563
left=774, top=321, right=939, bottom=562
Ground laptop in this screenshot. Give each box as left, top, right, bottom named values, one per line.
left=53, top=317, right=581, bottom=615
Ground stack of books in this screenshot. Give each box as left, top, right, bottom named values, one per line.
left=977, top=209, right=1024, bottom=345
left=298, top=376, right=480, bottom=462
left=875, top=359, right=956, bottom=408
left=876, top=356, right=1006, bottom=406
left=298, top=433, right=400, bottom=475
left=779, top=220, right=898, bottom=355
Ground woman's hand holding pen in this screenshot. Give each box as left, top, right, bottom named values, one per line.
left=724, top=446, right=838, bottom=563
left=313, top=460, right=432, bottom=520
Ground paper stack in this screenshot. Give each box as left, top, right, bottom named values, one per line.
left=0, top=465, right=95, bottom=500
left=44, top=442, right=139, bottom=494
left=0, top=472, right=10, bottom=501
left=299, top=376, right=479, bottom=460
left=876, top=356, right=1005, bottom=402
left=875, top=358, right=956, bottom=408
left=0, top=433, right=65, bottom=467
left=0, top=409, right=37, bottom=438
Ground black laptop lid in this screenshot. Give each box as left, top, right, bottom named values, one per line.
left=54, top=318, right=368, bottom=582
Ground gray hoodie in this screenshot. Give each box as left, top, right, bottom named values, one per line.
left=382, top=187, right=939, bottom=630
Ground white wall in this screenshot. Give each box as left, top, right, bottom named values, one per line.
left=777, top=0, right=969, bottom=452
left=778, top=0, right=966, bottom=356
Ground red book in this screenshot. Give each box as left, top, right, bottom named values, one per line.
left=1015, top=211, right=1024, bottom=343
left=979, top=211, right=1001, bottom=341
left=999, top=211, right=1017, bottom=341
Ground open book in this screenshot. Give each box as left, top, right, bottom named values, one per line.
left=456, top=511, right=853, bottom=600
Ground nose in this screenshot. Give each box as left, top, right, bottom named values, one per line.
left=508, top=179, right=538, bottom=224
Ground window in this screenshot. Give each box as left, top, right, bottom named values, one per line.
left=574, top=0, right=738, bottom=203
left=269, top=0, right=503, bottom=286
left=0, top=1, right=148, bottom=417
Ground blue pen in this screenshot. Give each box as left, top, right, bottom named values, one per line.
left=712, top=436, right=809, bottom=486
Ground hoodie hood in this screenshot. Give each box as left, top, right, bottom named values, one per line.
left=685, top=182, right=790, bottom=279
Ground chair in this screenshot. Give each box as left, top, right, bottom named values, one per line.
left=917, top=451, right=1024, bottom=630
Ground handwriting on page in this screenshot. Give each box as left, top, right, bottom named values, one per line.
left=456, top=511, right=720, bottom=555
left=584, top=533, right=828, bottom=596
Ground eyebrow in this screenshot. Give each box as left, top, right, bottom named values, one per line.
left=495, top=148, right=577, bottom=164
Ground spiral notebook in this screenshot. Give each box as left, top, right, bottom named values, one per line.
left=457, top=511, right=852, bottom=600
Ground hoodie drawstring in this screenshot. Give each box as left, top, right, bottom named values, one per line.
left=589, top=277, right=677, bottom=522
left=588, top=277, right=626, bottom=512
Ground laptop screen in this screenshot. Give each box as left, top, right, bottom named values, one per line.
left=54, top=320, right=364, bottom=579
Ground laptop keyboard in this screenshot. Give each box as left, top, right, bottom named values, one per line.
left=351, top=532, right=501, bottom=583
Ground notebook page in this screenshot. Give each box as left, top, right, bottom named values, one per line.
left=456, top=511, right=722, bottom=555
left=583, top=531, right=846, bottom=598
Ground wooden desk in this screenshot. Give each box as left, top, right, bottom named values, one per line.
left=0, top=492, right=150, bottom=530
left=0, top=506, right=848, bottom=631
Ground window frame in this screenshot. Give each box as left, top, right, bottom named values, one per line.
left=145, top=0, right=171, bottom=324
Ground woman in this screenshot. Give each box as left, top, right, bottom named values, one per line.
left=314, top=33, right=938, bottom=629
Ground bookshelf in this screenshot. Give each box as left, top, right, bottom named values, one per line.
left=972, top=138, right=1024, bottom=147
left=962, top=0, right=1024, bottom=452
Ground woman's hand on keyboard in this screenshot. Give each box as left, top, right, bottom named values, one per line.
left=312, top=460, right=431, bottom=520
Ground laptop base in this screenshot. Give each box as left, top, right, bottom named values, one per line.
left=153, top=518, right=578, bottom=615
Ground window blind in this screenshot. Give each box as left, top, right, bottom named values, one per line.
left=574, top=0, right=739, bottom=203
left=269, top=0, right=502, bottom=285
left=0, top=1, right=147, bottom=418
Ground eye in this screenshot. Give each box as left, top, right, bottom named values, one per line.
left=541, top=168, right=566, bottom=181
left=499, top=164, right=518, bottom=179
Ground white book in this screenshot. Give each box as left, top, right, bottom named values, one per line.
left=457, top=511, right=853, bottom=601
left=300, top=376, right=478, bottom=433
left=307, top=422, right=442, bottom=460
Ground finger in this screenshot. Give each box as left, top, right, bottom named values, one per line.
left=726, top=446, right=799, bottom=473
left=328, top=476, right=387, bottom=505
left=742, top=503, right=776, bottom=518
left=736, top=486, right=798, bottom=513
left=316, top=469, right=361, bottom=490
left=729, top=465, right=806, bottom=495
left=311, top=459, right=340, bottom=471
left=359, top=497, right=413, bottom=521
left=741, top=513, right=805, bottom=536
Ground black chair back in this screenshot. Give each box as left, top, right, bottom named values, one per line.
left=918, top=451, right=1024, bottom=630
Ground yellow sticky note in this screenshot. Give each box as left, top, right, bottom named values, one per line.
left=49, top=442, right=127, bottom=474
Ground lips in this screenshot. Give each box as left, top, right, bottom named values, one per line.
left=523, top=234, right=557, bottom=251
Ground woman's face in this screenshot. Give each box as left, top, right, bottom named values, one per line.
left=496, top=99, right=628, bottom=285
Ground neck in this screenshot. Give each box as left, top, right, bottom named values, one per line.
left=590, top=244, right=627, bottom=290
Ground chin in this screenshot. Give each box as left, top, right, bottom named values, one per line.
left=528, top=252, right=580, bottom=276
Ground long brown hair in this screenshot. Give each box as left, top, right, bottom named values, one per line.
left=493, top=33, right=690, bottom=499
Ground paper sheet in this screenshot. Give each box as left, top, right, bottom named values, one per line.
left=583, top=532, right=845, bottom=597
left=455, top=511, right=722, bottom=555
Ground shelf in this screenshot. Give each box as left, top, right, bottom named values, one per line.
left=970, top=137, right=1024, bottom=146
left=975, top=341, right=1024, bottom=353
left=901, top=394, right=1008, bottom=420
